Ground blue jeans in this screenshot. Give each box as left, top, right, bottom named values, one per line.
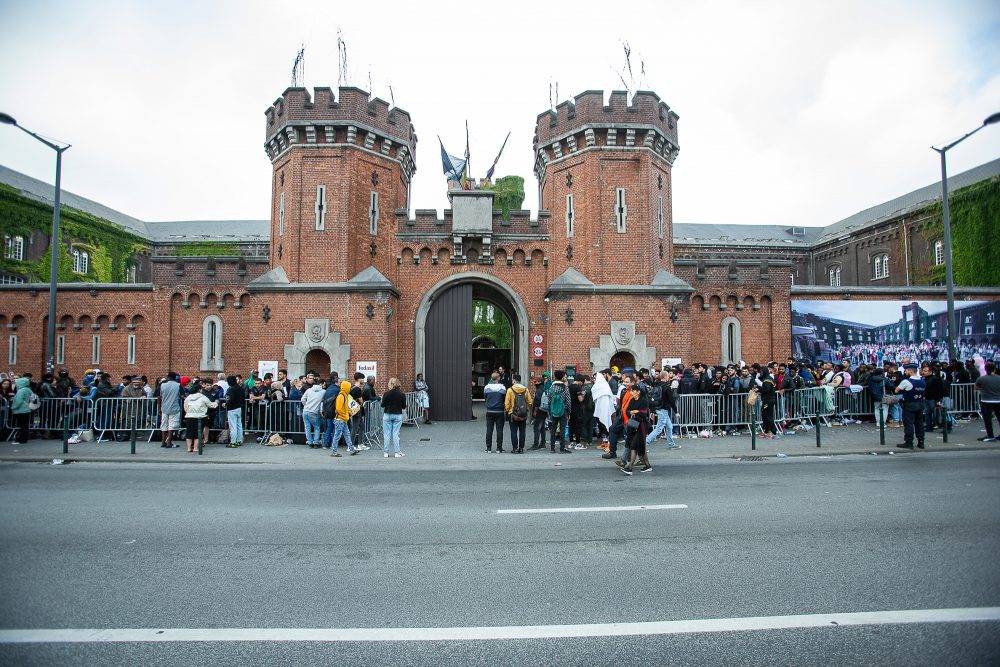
left=322, top=418, right=335, bottom=446
left=646, top=408, right=676, bottom=446
left=333, top=419, right=354, bottom=453
left=227, top=407, right=243, bottom=444
left=303, top=412, right=322, bottom=444
left=383, top=413, right=403, bottom=453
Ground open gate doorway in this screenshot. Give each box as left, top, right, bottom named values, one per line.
left=417, top=275, right=528, bottom=421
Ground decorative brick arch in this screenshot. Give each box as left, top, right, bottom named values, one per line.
left=589, top=321, right=657, bottom=373
left=283, top=318, right=351, bottom=378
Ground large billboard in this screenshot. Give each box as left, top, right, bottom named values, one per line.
left=791, top=300, right=999, bottom=365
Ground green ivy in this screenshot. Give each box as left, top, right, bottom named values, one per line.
left=473, top=299, right=513, bottom=349
left=0, top=185, right=148, bottom=282
left=490, top=175, right=525, bottom=221
left=174, top=241, right=240, bottom=257
left=916, top=176, right=1000, bottom=287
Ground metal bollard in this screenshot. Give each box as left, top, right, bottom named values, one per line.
left=197, top=417, right=203, bottom=455
left=941, top=405, right=948, bottom=444
left=879, top=407, right=885, bottom=447
left=751, top=421, right=756, bottom=451
left=815, top=417, right=821, bottom=448
left=130, top=412, right=137, bottom=455
left=62, top=414, right=69, bottom=454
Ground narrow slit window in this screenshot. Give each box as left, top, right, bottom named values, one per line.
left=315, top=186, right=326, bottom=231
left=565, top=194, right=574, bottom=238
left=369, top=191, right=380, bottom=235
left=8, top=335, right=17, bottom=365
left=279, top=192, right=285, bottom=236
left=56, top=335, right=65, bottom=365
left=92, top=335, right=101, bottom=365
left=127, top=334, right=137, bottom=365
left=615, top=188, right=627, bottom=233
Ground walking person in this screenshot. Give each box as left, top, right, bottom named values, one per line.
left=331, top=381, right=357, bottom=457
left=157, top=372, right=182, bottom=448
left=646, top=369, right=680, bottom=450
left=619, top=382, right=652, bottom=475
left=225, top=375, right=245, bottom=447
left=182, top=380, right=217, bottom=453
left=381, top=377, right=407, bottom=457
left=301, top=378, right=326, bottom=448
left=10, top=377, right=35, bottom=444
left=547, top=370, right=573, bottom=453
left=483, top=372, right=507, bottom=452
left=974, top=363, right=1000, bottom=442
left=504, top=373, right=532, bottom=454
left=895, top=362, right=926, bottom=449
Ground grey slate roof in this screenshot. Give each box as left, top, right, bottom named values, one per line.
left=144, top=219, right=269, bottom=243
left=0, top=164, right=149, bottom=237
left=673, top=223, right=823, bottom=246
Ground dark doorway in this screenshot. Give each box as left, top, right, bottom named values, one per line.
left=610, top=351, right=636, bottom=373
left=305, top=349, right=331, bottom=375
left=426, top=283, right=474, bottom=421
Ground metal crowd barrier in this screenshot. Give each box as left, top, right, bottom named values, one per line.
left=403, top=391, right=422, bottom=427
left=360, top=400, right=385, bottom=448
left=92, top=397, right=160, bottom=443
left=949, top=383, right=980, bottom=417
left=6, top=397, right=94, bottom=441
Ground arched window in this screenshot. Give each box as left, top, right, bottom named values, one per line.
left=934, top=240, right=944, bottom=266
left=828, top=266, right=841, bottom=287
left=72, top=248, right=90, bottom=274
left=873, top=254, right=889, bottom=280
left=720, top=317, right=742, bottom=366
left=200, top=315, right=224, bottom=371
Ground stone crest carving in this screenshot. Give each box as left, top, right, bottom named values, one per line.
left=613, top=321, right=635, bottom=346
left=305, top=318, right=329, bottom=344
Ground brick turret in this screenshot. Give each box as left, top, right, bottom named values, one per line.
left=533, top=90, right=679, bottom=285
left=264, top=86, right=417, bottom=283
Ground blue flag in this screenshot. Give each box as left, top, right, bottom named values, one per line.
left=439, top=136, right=466, bottom=183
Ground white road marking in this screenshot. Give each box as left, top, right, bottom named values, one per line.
left=497, top=504, right=688, bottom=515
left=2, top=608, right=997, bottom=643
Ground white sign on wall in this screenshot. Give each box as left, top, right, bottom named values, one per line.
left=661, top=357, right=681, bottom=369
left=258, top=360, right=278, bottom=380
left=356, top=361, right=378, bottom=377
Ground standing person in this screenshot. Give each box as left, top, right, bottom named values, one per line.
left=646, top=369, right=680, bottom=449
left=974, top=363, right=1000, bottom=442
left=157, top=372, right=182, bottom=448
left=331, top=380, right=357, bottom=457
left=301, top=379, right=326, bottom=448
left=867, top=367, right=888, bottom=429
left=759, top=364, right=780, bottom=439
left=923, top=365, right=944, bottom=432
left=414, top=373, right=431, bottom=425
left=225, top=375, right=245, bottom=448
left=483, top=372, right=507, bottom=452
left=619, top=382, right=652, bottom=475
left=592, top=369, right=615, bottom=448
left=572, top=375, right=594, bottom=448
left=894, top=362, right=926, bottom=450
left=497, top=366, right=512, bottom=389
left=349, top=373, right=368, bottom=451
left=10, top=376, right=34, bottom=444
left=546, top=370, right=573, bottom=453
left=528, top=372, right=550, bottom=450
left=321, top=373, right=340, bottom=449
left=182, top=381, right=217, bottom=453
left=504, top=372, right=532, bottom=454
left=381, top=377, right=407, bottom=458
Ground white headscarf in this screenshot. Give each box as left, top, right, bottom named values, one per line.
left=591, top=372, right=614, bottom=430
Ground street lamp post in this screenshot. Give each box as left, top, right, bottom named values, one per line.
left=0, top=113, right=71, bottom=373
left=931, top=112, right=1000, bottom=363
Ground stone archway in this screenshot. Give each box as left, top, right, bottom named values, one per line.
left=284, top=318, right=351, bottom=378
left=414, top=273, right=530, bottom=378
left=589, top=321, right=657, bottom=372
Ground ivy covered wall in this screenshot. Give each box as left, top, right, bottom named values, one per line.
left=915, top=177, right=1000, bottom=287
left=0, top=184, right=148, bottom=283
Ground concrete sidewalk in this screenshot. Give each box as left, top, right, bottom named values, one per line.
left=2, top=410, right=995, bottom=467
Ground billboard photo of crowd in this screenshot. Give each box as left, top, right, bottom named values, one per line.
left=791, top=300, right=1000, bottom=366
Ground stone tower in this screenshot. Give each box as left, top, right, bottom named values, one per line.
left=533, top=90, right=679, bottom=285
left=264, top=87, right=417, bottom=283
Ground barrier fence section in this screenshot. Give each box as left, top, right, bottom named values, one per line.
left=950, top=383, right=980, bottom=417
left=92, top=398, right=160, bottom=443
left=0, top=397, right=6, bottom=435
left=360, top=400, right=384, bottom=449
left=403, top=392, right=422, bottom=427
left=6, top=397, right=93, bottom=441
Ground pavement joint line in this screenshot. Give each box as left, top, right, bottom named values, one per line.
left=1, top=608, right=998, bottom=643
left=497, top=504, right=689, bottom=514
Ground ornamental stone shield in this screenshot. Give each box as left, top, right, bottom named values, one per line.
left=284, top=319, right=350, bottom=378
left=614, top=321, right=635, bottom=346
left=306, top=318, right=328, bottom=344
left=589, top=321, right=655, bottom=372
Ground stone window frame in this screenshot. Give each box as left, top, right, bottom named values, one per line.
left=315, top=186, right=326, bottom=231
left=56, top=334, right=65, bottom=365
left=369, top=191, right=380, bottom=236
left=200, top=315, right=224, bottom=372
left=657, top=195, right=664, bottom=240
left=565, top=193, right=575, bottom=238
left=279, top=192, right=286, bottom=235
left=8, top=334, right=17, bottom=365
left=615, top=187, right=627, bottom=233
left=127, top=334, right=137, bottom=365
left=92, top=335, right=101, bottom=365
left=828, top=265, right=842, bottom=287
left=721, top=316, right=742, bottom=366
left=872, top=253, right=889, bottom=280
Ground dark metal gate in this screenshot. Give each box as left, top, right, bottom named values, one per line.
left=425, top=283, right=473, bottom=421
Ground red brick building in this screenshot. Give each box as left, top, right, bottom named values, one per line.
left=1, top=85, right=997, bottom=419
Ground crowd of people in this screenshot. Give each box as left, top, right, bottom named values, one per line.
left=819, top=341, right=1000, bottom=369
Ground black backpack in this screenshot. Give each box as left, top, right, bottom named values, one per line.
left=511, top=391, right=529, bottom=421
left=321, top=395, right=337, bottom=419
left=650, top=383, right=664, bottom=408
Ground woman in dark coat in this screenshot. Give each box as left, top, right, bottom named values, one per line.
left=621, top=383, right=651, bottom=475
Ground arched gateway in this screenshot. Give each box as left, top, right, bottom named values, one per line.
left=415, top=274, right=529, bottom=421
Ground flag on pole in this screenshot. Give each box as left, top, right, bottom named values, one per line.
left=439, top=136, right=466, bottom=183
left=460, top=121, right=470, bottom=189
left=485, top=131, right=511, bottom=181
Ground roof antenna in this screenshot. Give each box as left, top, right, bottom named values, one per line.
left=337, top=29, right=348, bottom=87
left=290, top=46, right=305, bottom=87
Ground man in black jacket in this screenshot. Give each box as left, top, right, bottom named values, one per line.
left=759, top=363, right=780, bottom=439
left=528, top=372, right=549, bottom=450
left=225, top=376, right=245, bottom=447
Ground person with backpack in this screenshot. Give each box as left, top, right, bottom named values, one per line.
left=330, top=380, right=358, bottom=457
left=504, top=373, right=533, bottom=454
left=483, top=372, right=508, bottom=452
left=546, top=369, right=572, bottom=453
left=320, top=372, right=340, bottom=449
left=225, top=375, right=245, bottom=448
left=646, top=369, right=680, bottom=449
left=10, top=376, right=36, bottom=444
left=528, top=372, right=550, bottom=451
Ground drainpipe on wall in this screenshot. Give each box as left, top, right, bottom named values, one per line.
left=902, top=220, right=911, bottom=286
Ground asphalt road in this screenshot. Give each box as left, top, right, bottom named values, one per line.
left=1, top=451, right=999, bottom=665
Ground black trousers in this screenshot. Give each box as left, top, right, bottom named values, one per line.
left=485, top=412, right=506, bottom=450
left=903, top=404, right=925, bottom=445
left=607, top=420, right=626, bottom=456
left=532, top=412, right=547, bottom=447
left=549, top=414, right=567, bottom=449
left=509, top=418, right=527, bottom=451
left=761, top=401, right=778, bottom=435
left=13, top=412, right=30, bottom=443
left=572, top=411, right=592, bottom=443
left=983, top=402, right=1000, bottom=439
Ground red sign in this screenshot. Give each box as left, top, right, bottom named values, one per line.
left=533, top=333, right=544, bottom=345
left=533, top=346, right=544, bottom=358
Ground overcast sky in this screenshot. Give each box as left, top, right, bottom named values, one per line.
left=1, top=0, right=998, bottom=227
left=793, top=300, right=987, bottom=325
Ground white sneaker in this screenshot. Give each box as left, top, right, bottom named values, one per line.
left=395, top=452, right=404, bottom=458
left=383, top=452, right=389, bottom=458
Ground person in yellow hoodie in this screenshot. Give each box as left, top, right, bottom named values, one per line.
left=331, top=381, right=357, bottom=457
left=504, top=372, right=533, bottom=454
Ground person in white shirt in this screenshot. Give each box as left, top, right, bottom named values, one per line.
left=301, top=381, right=327, bottom=448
